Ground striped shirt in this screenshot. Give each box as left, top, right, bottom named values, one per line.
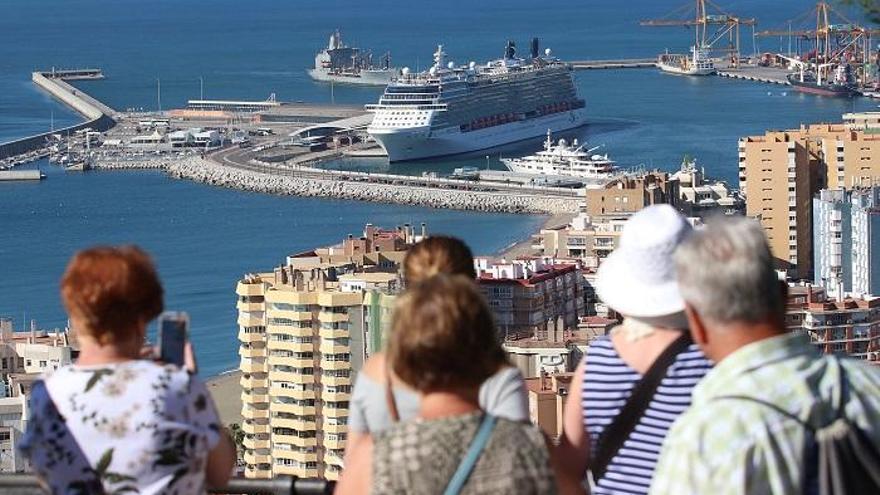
left=582, top=335, right=712, bottom=495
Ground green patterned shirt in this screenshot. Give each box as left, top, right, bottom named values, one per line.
left=649, top=332, right=880, bottom=495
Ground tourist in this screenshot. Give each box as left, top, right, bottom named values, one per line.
left=20, top=246, right=236, bottom=494
left=337, top=275, right=583, bottom=494
left=649, top=217, right=880, bottom=494
left=345, top=236, right=528, bottom=459
left=557, top=205, right=712, bottom=494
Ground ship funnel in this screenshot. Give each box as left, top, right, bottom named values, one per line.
left=505, top=40, right=516, bottom=59
left=530, top=37, right=539, bottom=59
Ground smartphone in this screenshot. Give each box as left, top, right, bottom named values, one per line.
left=158, top=311, right=189, bottom=367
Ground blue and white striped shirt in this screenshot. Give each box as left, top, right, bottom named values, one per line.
left=581, top=336, right=712, bottom=495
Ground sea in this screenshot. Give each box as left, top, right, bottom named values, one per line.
left=0, top=0, right=875, bottom=376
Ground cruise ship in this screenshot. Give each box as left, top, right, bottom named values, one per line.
left=502, top=130, right=616, bottom=180
left=366, top=39, right=587, bottom=162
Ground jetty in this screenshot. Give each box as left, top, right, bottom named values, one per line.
left=0, top=170, right=44, bottom=181
left=0, top=68, right=115, bottom=163
left=569, top=58, right=656, bottom=70
left=716, top=66, right=790, bottom=86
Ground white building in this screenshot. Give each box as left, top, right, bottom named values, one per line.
left=814, top=187, right=880, bottom=299
left=671, top=158, right=744, bottom=217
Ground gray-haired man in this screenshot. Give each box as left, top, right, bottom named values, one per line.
left=649, top=217, right=880, bottom=495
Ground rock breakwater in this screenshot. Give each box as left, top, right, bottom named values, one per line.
left=167, top=158, right=581, bottom=214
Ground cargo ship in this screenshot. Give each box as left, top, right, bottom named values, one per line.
left=308, top=30, right=399, bottom=86
left=366, top=39, right=587, bottom=162
left=786, top=64, right=857, bottom=97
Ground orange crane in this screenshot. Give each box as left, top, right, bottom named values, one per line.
left=640, top=0, right=757, bottom=67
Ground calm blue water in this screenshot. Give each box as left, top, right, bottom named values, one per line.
left=0, top=0, right=873, bottom=375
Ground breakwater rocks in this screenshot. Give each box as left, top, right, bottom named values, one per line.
left=167, top=158, right=581, bottom=214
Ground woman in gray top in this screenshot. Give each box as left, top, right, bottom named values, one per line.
left=336, top=276, right=583, bottom=495
left=345, top=236, right=529, bottom=459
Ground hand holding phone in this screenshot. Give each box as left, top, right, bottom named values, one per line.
left=158, top=311, right=189, bottom=367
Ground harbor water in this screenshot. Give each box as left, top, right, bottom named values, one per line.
left=0, top=0, right=874, bottom=375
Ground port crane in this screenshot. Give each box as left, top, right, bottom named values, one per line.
left=755, top=2, right=880, bottom=85
left=640, top=0, right=757, bottom=67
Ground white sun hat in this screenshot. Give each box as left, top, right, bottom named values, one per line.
left=596, top=204, right=692, bottom=318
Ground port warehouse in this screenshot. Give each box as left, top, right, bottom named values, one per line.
left=0, top=71, right=115, bottom=161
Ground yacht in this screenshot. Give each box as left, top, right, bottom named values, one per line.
left=501, top=131, right=616, bottom=181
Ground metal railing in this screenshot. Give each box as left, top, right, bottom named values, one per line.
left=0, top=474, right=335, bottom=495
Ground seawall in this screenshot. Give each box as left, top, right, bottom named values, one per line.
left=0, top=72, right=115, bottom=161
left=166, top=158, right=582, bottom=214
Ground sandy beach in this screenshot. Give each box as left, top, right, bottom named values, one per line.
left=498, top=212, right=575, bottom=258
left=206, top=370, right=243, bottom=426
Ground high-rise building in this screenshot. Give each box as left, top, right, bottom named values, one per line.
left=235, top=224, right=420, bottom=481
left=739, top=120, right=880, bottom=278
left=814, top=187, right=880, bottom=299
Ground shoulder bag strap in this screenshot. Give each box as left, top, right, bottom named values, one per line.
left=442, top=414, right=499, bottom=495
left=591, top=332, right=693, bottom=481
left=384, top=364, right=401, bottom=423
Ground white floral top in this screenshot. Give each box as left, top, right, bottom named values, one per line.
left=21, top=360, right=221, bottom=495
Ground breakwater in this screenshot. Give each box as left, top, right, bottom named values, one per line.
left=0, top=71, right=115, bottom=161
left=166, top=157, right=581, bottom=214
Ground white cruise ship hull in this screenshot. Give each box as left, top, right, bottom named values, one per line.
left=369, top=110, right=587, bottom=162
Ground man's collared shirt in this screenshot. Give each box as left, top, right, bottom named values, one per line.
left=649, top=332, right=880, bottom=495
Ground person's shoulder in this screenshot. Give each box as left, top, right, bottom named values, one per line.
left=361, top=353, right=387, bottom=381
left=483, top=366, right=524, bottom=389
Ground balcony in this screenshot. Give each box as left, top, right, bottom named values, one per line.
left=269, top=370, right=314, bottom=384
left=241, top=421, right=270, bottom=436
left=273, top=434, right=318, bottom=448
left=242, top=407, right=270, bottom=420
left=267, top=339, right=314, bottom=353
left=322, top=407, right=349, bottom=419
left=267, top=355, right=314, bottom=368
left=236, top=282, right=265, bottom=297
left=268, top=310, right=314, bottom=321
left=273, top=448, right=318, bottom=463
left=318, top=311, right=349, bottom=324
left=243, top=450, right=271, bottom=466
left=319, top=359, right=351, bottom=371
left=273, top=465, right=319, bottom=480
left=243, top=436, right=270, bottom=450
left=270, top=401, right=316, bottom=416
left=318, top=326, right=349, bottom=339
left=239, top=346, right=266, bottom=359
left=237, top=301, right=266, bottom=313
left=241, top=390, right=269, bottom=405
left=271, top=417, right=316, bottom=431
left=321, top=374, right=352, bottom=387
left=240, top=360, right=267, bottom=374
left=270, top=386, right=316, bottom=401
left=321, top=390, right=351, bottom=402
left=238, top=329, right=265, bottom=343
left=322, top=422, right=347, bottom=435
left=238, top=313, right=265, bottom=327
left=242, top=465, right=272, bottom=479
left=241, top=375, right=268, bottom=390
left=322, top=437, right=346, bottom=451
left=318, top=340, right=350, bottom=355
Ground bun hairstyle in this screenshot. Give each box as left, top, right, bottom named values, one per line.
left=403, top=236, right=476, bottom=284
left=389, top=274, right=507, bottom=392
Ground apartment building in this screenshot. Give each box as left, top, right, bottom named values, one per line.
left=235, top=224, right=420, bottom=481
left=814, top=187, right=880, bottom=299
left=583, top=171, right=679, bottom=218
left=739, top=120, right=880, bottom=278
left=670, top=158, right=744, bottom=217
left=475, top=258, right=584, bottom=342
left=786, top=284, right=880, bottom=364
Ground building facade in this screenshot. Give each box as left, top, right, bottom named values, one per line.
left=475, top=258, right=584, bottom=342
left=740, top=120, right=880, bottom=278
left=813, top=187, right=880, bottom=299
left=583, top=172, right=679, bottom=219
left=235, top=225, right=420, bottom=481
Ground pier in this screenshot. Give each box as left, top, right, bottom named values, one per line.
left=0, top=69, right=115, bottom=163
left=569, top=58, right=656, bottom=70
left=716, top=66, right=790, bottom=86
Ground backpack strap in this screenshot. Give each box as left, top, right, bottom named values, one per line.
left=384, top=364, right=400, bottom=423
left=442, top=414, right=498, bottom=495
left=591, top=332, right=693, bottom=481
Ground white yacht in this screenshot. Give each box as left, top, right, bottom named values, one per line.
left=366, top=39, right=587, bottom=162
left=501, top=131, right=616, bottom=180
left=657, top=46, right=716, bottom=76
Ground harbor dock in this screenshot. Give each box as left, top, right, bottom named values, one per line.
left=569, top=58, right=657, bottom=70
left=716, top=66, right=790, bottom=86
left=0, top=170, right=44, bottom=181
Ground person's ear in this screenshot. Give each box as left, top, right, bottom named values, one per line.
left=684, top=304, right=708, bottom=347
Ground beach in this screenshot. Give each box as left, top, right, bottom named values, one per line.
left=207, top=370, right=243, bottom=426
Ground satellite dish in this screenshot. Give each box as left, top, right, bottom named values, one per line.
left=447, top=61, right=455, bottom=69
left=469, top=61, right=476, bottom=69
left=544, top=48, right=552, bottom=56
left=402, top=67, right=410, bottom=75
left=429, top=67, right=437, bottom=76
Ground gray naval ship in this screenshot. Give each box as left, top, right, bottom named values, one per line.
left=308, top=30, right=399, bottom=86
